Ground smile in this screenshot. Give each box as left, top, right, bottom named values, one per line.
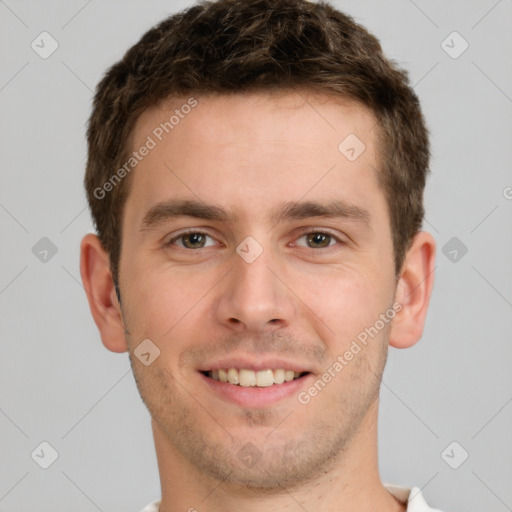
left=203, top=368, right=309, bottom=387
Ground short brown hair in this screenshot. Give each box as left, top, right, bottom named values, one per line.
left=85, top=0, right=430, bottom=287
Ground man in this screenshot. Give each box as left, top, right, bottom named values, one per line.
left=80, top=0, right=440, bottom=510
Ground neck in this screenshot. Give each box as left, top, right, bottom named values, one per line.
left=153, top=400, right=405, bottom=512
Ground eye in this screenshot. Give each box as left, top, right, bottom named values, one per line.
left=295, top=231, right=341, bottom=249
left=167, top=231, right=216, bottom=249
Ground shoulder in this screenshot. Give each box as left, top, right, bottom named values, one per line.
left=138, top=500, right=160, bottom=512
left=385, top=484, right=445, bottom=512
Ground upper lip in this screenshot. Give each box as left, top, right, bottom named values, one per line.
left=198, top=355, right=314, bottom=374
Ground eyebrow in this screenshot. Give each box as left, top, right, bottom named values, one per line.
left=271, top=200, right=371, bottom=228
left=140, top=199, right=230, bottom=231
left=139, top=198, right=371, bottom=231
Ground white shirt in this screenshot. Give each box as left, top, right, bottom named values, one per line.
left=139, top=484, right=443, bottom=511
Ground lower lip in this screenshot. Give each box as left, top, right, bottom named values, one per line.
left=199, top=372, right=313, bottom=407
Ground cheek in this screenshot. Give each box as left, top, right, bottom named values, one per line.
left=292, top=266, right=389, bottom=344
left=121, top=262, right=219, bottom=343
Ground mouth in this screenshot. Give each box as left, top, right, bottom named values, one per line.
left=201, top=368, right=310, bottom=387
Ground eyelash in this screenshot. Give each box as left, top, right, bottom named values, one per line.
left=293, top=230, right=345, bottom=249
left=166, top=229, right=218, bottom=249
left=165, top=229, right=346, bottom=250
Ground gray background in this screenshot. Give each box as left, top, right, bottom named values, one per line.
left=1, top=0, right=511, bottom=511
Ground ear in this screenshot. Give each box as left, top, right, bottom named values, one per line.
left=80, top=233, right=128, bottom=353
left=389, top=231, right=436, bottom=349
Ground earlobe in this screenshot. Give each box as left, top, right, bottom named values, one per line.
left=389, top=231, right=436, bottom=349
left=80, top=233, right=128, bottom=353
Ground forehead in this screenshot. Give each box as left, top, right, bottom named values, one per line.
left=133, top=90, right=377, bottom=153
left=123, top=91, right=384, bottom=227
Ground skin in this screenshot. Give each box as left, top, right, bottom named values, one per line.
left=80, top=90, right=436, bottom=512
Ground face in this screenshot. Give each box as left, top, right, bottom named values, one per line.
left=118, top=91, right=398, bottom=489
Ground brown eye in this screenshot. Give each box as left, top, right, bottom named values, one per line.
left=305, top=232, right=332, bottom=248
left=181, top=233, right=207, bottom=248
left=167, top=232, right=216, bottom=249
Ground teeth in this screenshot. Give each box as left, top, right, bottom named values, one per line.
left=227, top=368, right=239, bottom=385
left=208, top=368, right=305, bottom=387
left=239, top=369, right=256, bottom=387
left=274, top=368, right=285, bottom=384
left=256, top=369, right=274, bottom=387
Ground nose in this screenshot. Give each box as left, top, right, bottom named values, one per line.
left=214, top=247, right=295, bottom=333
